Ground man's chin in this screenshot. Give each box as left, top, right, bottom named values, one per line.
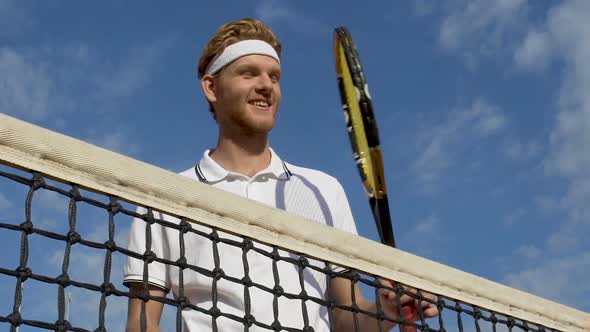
left=237, top=121, right=275, bottom=136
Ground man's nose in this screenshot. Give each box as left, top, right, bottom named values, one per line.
left=254, top=73, right=273, bottom=92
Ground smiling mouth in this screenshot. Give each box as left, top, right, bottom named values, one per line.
left=248, top=100, right=272, bottom=110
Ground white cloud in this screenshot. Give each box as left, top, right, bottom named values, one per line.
left=438, top=0, right=527, bottom=51
left=432, top=4, right=590, bottom=305
left=38, top=221, right=176, bottom=330
left=0, top=0, right=34, bottom=37
left=401, top=214, right=448, bottom=261
left=255, top=0, right=327, bottom=36
left=504, top=252, right=590, bottom=309
left=1, top=36, right=172, bottom=125
left=414, top=214, right=438, bottom=234
left=87, top=131, right=142, bottom=157
left=29, top=189, right=70, bottom=230
left=47, top=246, right=130, bottom=330
left=0, top=48, right=52, bottom=120
left=502, top=139, right=543, bottom=161
left=503, top=207, right=526, bottom=226
left=515, top=244, right=541, bottom=260
left=534, top=1, right=590, bottom=258
left=93, top=39, right=172, bottom=99
left=534, top=195, right=562, bottom=211
left=36, top=189, right=69, bottom=210
left=474, top=103, right=507, bottom=135
left=85, top=222, right=130, bottom=249
left=411, top=0, right=438, bottom=17
left=514, top=29, right=553, bottom=70
left=413, top=99, right=507, bottom=192
left=0, top=192, right=12, bottom=209
left=488, top=3, right=590, bottom=312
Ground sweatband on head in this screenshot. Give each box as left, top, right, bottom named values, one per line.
left=205, top=39, right=280, bottom=76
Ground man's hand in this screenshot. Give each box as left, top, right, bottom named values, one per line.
left=378, top=280, right=439, bottom=332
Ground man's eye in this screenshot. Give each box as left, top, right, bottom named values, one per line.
left=241, top=71, right=254, bottom=77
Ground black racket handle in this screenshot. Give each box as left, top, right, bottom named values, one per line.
left=370, top=196, right=396, bottom=247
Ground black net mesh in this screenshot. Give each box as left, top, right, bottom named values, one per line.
left=0, top=163, right=560, bottom=332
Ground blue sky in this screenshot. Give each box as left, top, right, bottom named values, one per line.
left=1, top=0, right=589, bottom=330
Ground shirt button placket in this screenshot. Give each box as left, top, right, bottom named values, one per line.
left=244, top=179, right=249, bottom=198
left=246, top=177, right=258, bottom=199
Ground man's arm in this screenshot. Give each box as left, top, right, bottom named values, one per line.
left=330, top=276, right=395, bottom=332
left=126, top=283, right=167, bottom=332
left=330, top=276, right=438, bottom=332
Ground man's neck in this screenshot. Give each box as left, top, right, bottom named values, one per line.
left=209, top=134, right=271, bottom=178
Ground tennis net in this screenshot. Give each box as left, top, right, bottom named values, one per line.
left=0, top=112, right=588, bottom=332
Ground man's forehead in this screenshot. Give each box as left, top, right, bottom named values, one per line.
left=229, top=54, right=281, bottom=70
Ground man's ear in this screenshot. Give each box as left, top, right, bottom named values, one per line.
left=201, top=75, right=217, bottom=103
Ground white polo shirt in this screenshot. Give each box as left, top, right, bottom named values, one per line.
left=124, top=148, right=358, bottom=331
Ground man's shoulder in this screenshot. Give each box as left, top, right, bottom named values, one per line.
left=285, top=162, right=343, bottom=191
left=178, top=167, right=198, bottom=180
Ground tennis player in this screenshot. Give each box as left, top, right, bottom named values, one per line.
left=124, top=18, right=437, bottom=331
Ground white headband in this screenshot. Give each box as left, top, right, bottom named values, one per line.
left=205, top=39, right=280, bottom=75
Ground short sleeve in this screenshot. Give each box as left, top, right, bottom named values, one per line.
left=332, top=180, right=359, bottom=236
left=123, top=207, right=171, bottom=292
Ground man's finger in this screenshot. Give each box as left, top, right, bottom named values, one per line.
left=398, top=306, right=417, bottom=332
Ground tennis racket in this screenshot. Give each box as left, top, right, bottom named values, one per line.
left=333, top=27, right=396, bottom=248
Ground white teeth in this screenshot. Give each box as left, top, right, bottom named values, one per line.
left=252, top=101, right=269, bottom=107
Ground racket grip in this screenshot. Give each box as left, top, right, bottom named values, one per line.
left=372, top=196, right=396, bottom=247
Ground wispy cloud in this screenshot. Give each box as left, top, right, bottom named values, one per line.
left=514, top=28, right=555, bottom=71
left=39, top=221, right=179, bottom=330
left=433, top=1, right=590, bottom=250
left=438, top=0, right=528, bottom=51
left=504, top=252, right=590, bottom=309
left=433, top=0, right=529, bottom=69
left=87, top=130, right=142, bottom=157
left=515, top=244, right=541, bottom=260
left=534, top=195, right=562, bottom=211
left=255, top=0, right=328, bottom=36
left=1, top=36, right=173, bottom=126
left=501, top=138, right=543, bottom=161
left=0, top=0, right=35, bottom=37
left=0, top=48, right=52, bottom=120
left=29, top=189, right=70, bottom=230
left=48, top=247, right=129, bottom=330
left=0, top=192, right=12, bottom=209
left=93, top=38, right=174, bottom=99
left=503, top=207, right=526, bottom=226
left=529, top=1, right=590, bottom=261
left=466, top=2, right=590, bottom=310
left=400, top=214, right=450, bottom=261
left=35, top=188, right=69, bottom=211
left=413, top=99, right=507, bottom=192
left=85, top=222, right=129, bottom=249
left=45, top=223, right=133, bottom=329
left=411, top=0, right=438, bottom=18
left=414, top=214, right=439, bottom=235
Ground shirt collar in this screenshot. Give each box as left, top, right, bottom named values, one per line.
left=195, top=148, right=292, bottom=183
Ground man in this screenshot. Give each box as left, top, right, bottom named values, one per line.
left=125, top=18, right=437, bottom=331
